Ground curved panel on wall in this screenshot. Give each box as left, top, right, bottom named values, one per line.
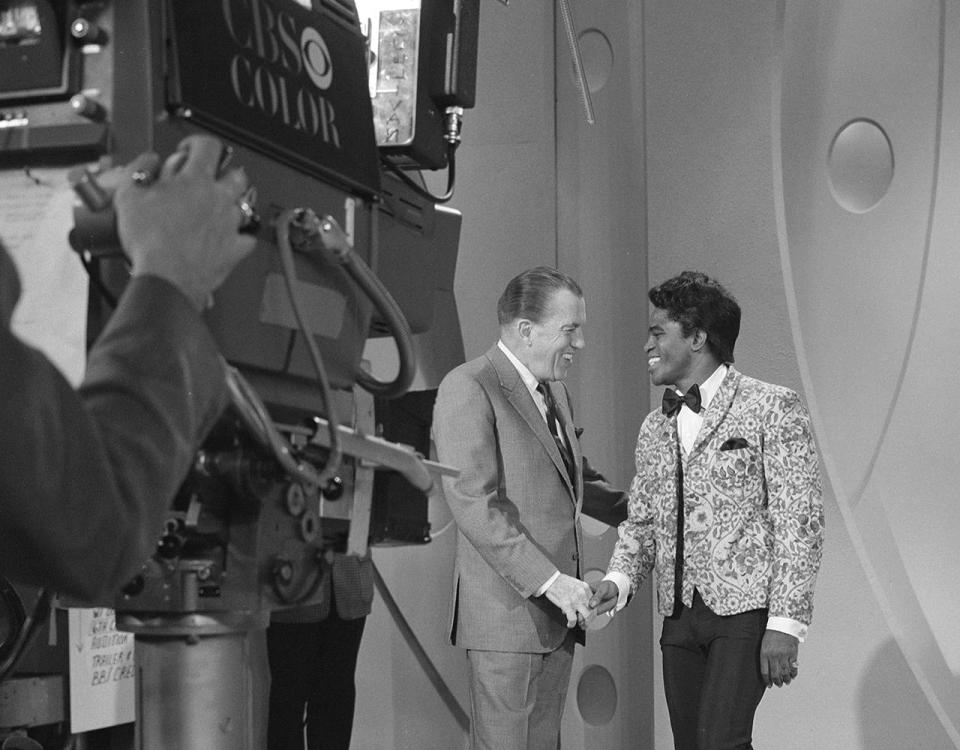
left=774, top=0, right=960, bottom=745
left=556, top=3, right=652, bottom=749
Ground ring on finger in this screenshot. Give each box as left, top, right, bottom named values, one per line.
left=131, top=169, right=153, bottom=186
left=237, top=195, right=261, bottom=233
left=240, top=185, right=257, bottom=208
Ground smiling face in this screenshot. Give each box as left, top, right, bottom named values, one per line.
left=645, top=306, right=699, bottom=389
left=519, top=288, right=586, bottom=382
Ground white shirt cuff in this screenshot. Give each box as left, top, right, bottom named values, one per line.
left=537, top=570, right=561, bottom=597
left=766, top=616, right=807, bottom=642
left=603, top=571, right=631, bottom=611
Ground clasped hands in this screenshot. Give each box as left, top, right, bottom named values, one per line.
left=544, top=575, right=620, bottom=628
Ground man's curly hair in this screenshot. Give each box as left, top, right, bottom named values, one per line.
left=648, top=271, right=741, bottom=364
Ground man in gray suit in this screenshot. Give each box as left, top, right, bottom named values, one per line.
left=433, top=266, right=625, bottom=750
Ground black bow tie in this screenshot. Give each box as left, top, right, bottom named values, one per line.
left=662, top=384, right=702, bottom=417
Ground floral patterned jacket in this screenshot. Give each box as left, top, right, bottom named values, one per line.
left=608, top=367, right=824, bottom=625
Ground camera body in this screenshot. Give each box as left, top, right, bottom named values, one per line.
left=2, top=0, right=465, bottom=618
left=0, top=4, right=466, bottom=744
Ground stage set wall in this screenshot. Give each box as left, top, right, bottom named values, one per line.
left=355, top=1, right=960, bottom=748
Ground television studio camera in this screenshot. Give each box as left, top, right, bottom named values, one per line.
left=0, top=0, right=478, bottom=747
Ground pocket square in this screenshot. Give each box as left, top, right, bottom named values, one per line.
left=720, top=437, right=750, bottom=451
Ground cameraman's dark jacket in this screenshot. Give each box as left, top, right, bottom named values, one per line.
left=0, top=243, right=227, bottom=602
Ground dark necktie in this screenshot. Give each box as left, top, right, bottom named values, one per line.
left=671, top=436, right=685, bottom=617
left=537, top=383, right=574, bottom=482
left=661, top=384, right=702, bottom=417
left=661, top=386, right=700, bottom=615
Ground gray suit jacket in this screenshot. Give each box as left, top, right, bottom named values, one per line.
left=433, top=344, right=623, bottom=653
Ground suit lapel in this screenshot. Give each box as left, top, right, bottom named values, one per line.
left=487, top=346, right=577, bottom=499
left=689, top=367, right=741, bottom=458
left=653, top=408, right=680, bottom=460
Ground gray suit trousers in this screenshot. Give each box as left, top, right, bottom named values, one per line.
left=466, top=631, right=576, bottom=750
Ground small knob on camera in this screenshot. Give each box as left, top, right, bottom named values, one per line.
left=321, top=476, right=344, bottom=500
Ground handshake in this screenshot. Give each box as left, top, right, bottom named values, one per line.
left=544, top=573, right=622, bottom=628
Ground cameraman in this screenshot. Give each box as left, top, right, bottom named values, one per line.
left=0, top=134, right=255, bottom=602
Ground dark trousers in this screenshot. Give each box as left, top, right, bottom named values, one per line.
left=660, top=590, right=767, bottom=750
left=266, top=599, right=367, bottom=750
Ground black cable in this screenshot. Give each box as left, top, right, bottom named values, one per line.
left=0, top=588, right=53, bottom=682
left=308, top=215, right=417, bottom=399
left=275, top=210, right=344, bottom=483
left=77, top=254, right=119, bottom=309
left=224, top=362, right=322, bottom=489
left=379, top=141, right=458, bottom=204
left=336, top=244, right=416, bottom=399
left=0, top=579, right=25, bottom=667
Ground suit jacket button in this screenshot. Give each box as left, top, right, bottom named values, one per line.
left=572, top=553, right=579, bottom=561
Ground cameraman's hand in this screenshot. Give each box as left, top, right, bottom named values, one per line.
left=113, top=134, right=256, bottom=311
left=544, top=574, right=593, bottom=628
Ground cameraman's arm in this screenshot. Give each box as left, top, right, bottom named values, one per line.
left=0, top=135, right=254, bottom=602
left=0, top=267, right=227, bottom=602
left=78, top=274, right=230, bottom=598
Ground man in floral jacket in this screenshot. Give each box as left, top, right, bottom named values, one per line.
left=590, top=271, right=824, bottom=750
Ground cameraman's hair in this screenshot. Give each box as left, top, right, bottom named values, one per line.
left=497, top=266, right=583, bottom=325
left=648, top=271, right=741, bottom=363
